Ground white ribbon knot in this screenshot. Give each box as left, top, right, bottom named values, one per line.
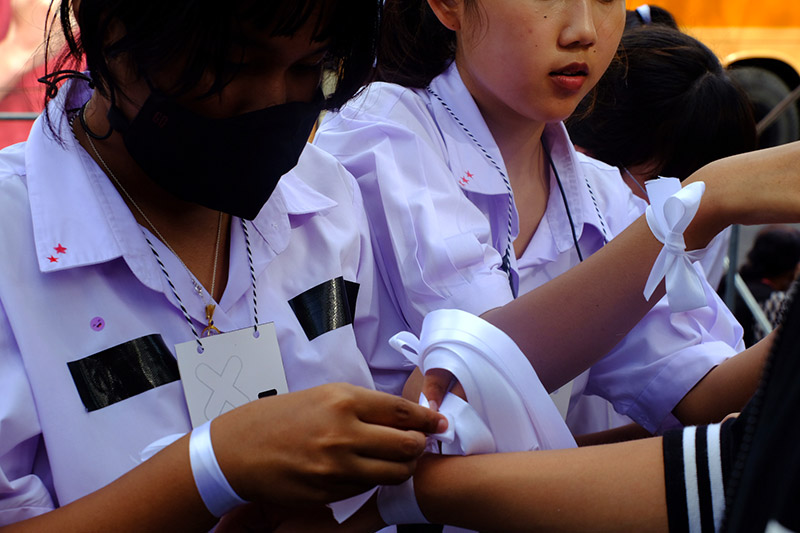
left=643, top=177, right=708, bottom=312
left=329, top=309, right=575, bottom=525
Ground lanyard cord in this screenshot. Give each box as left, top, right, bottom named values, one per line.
left=143, top=219, right=259, bottom=353
left=543, top=143, right=584, bottom=262
left=426, top=85, right=516, bottom=297
left=74, top=105, right=259, bottom=353
left=426, top=85, right=611, bottom=286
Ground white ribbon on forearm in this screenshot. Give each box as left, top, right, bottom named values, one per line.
left=391, top=309, right=576, bottom=455
left=329, top=309, right=575, bottom=525
left=643, top=177, right=708, bottom=313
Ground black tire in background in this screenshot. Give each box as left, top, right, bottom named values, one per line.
left=728, top=66, right=800, bottom=148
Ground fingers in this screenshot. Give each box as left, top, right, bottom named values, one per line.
left=353, top=424, right=429, bottom=463
left=351, top=386, right=447, bottom=435
left=722, top=412, right=740, bottom=423
left=422, top=368, right=455, bottom=410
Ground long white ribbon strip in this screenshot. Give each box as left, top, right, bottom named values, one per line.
left=329, top=309, right=575, bottom=525
left=391, top=309, right=576, bottom=453
left=643, top=177, right=709, bottom=312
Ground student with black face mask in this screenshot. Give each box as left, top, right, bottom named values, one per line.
left=0, top=1, right=447, bottom=530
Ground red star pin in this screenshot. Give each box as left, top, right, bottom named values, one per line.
left=466, top=171, right=474, bottom=178
left=47, top=256, right=58, bottom=263
left=54, top=243, right=67, bottom=254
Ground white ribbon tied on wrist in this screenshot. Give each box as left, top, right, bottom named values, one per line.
left=328, top=309, right=575, bottom=526
left=390, top=309, right=575, bottom=455
left=643, top=177, right=708, bottom=313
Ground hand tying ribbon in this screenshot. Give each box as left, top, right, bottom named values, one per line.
left=329, top=309, right=575, bottom=526
left=643, top=177, right=709, bottom=313
left=390, top=309, right=575, bottom=454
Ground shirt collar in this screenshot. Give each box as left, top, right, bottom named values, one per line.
left=542, top=122, right=607, bottom=254
left=427, top=61, right=511, bottom=196
left=249, top=151, right=339, bottom=258
left=27, top=79, right=338, bottom=287
left=26, top=79, right=159, bottom=284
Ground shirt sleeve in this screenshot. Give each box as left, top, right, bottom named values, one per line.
left=584, top=264, right=745, bottom=433
left=344, top=161, right=417, bottom=395
left=0, top=301, right=55, bottom=525
left=315, top=86, right=514, bottom=334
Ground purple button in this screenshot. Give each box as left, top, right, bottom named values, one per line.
left=90, top=317, right=105, bottom=331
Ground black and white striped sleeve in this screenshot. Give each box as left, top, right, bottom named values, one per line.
left=663, top=422, right=733, bottom=533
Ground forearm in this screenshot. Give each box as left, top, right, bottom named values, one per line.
left=485, top=141, right=800, bottom=392
left=483, top=219, right=665, bottom=391
left=1, top=434, right=217, bottom=533
left=673, top=332, right=773, bottom=426
left=414, top=439, right=668, bottom=533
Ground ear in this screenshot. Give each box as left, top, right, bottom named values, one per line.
left=427, top=0, right=463, bottom=31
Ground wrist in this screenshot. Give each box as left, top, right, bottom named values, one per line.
left=189, top=420, right=248, bottom=517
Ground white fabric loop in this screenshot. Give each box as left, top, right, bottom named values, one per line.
left=331, top=309, right=575, bottom=525
left=643, top=178, right=708, bottom=312
left=188, top=420, right=247, bottom=517
left=396, top=309, right=575, bottom=453
left=421, top=393, right=496, bottom=455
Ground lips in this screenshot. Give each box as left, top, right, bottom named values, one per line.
left=549, top=63, right=589, bottom=92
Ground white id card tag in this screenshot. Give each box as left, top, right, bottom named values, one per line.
left=176, top=323, right=288, bottom=428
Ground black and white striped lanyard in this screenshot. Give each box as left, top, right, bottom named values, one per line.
left=427, top=85, right=610, bottom=295
left=143, top=218, right=260, bottom=353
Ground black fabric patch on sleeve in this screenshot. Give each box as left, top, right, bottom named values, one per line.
left=68, top=334, right=180, bottom=412
left=288, top=277, right=360, bottom=341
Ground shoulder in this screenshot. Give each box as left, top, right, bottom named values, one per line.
left=0, top=142, right=28, bottom=184
left=0, top=142, right=31, bottom=213
left=290, top=144, right=357, bottom=200
left=319, top=82, right=440, bottom=144
left=336, top=82, right=430, bottom=122
left=574, top=151, right=625, bottom=184
left=574, top=151, right=647, bottom=227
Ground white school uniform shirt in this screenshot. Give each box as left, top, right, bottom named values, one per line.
left=0, top=80, right=410, bottom=524
left=315, top=61, right=745, bottom=435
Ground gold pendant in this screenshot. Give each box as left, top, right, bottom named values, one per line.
left=201, top=303, right=221, bottom=337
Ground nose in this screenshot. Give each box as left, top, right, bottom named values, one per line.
left=559, top=0, right=598, bottom=49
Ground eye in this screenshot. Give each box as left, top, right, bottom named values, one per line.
left=291, top=53, right=328, bottom=74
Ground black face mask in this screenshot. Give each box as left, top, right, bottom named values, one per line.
left=107, top=89, right=325, bottom=220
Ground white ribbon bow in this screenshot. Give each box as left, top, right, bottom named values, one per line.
left=643, top=177, right=708, bottom=313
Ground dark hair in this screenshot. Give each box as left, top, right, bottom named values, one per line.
left=566, top=25, right=756, bottom=181
left=625, top=5, right=678, bottom=29
left=42, top=0, right=380, bottom=114
left=376, top=0, right=476, bottom=88
left=741, top=226, right=800, bottom=282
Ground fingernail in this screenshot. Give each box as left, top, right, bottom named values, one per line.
left=436, top=416, right=448, bottom=434
left=428, top=400, right=439, bottom=413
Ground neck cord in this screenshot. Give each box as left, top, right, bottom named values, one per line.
left=79, top=104, right=259, bottom=351
left=542, top=143, right=584, bottom=262
left=623, top=167, right=649, bottom=199
left=427, top=85, right=609, bottom=283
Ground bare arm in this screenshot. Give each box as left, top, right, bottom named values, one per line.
left=0, top=384, right=446, bottom=532
left=420, top=141, right=800, bottom=404
left=415, top=438, right=668, bottom=533
left=673, top=331, right=775, bottom=426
